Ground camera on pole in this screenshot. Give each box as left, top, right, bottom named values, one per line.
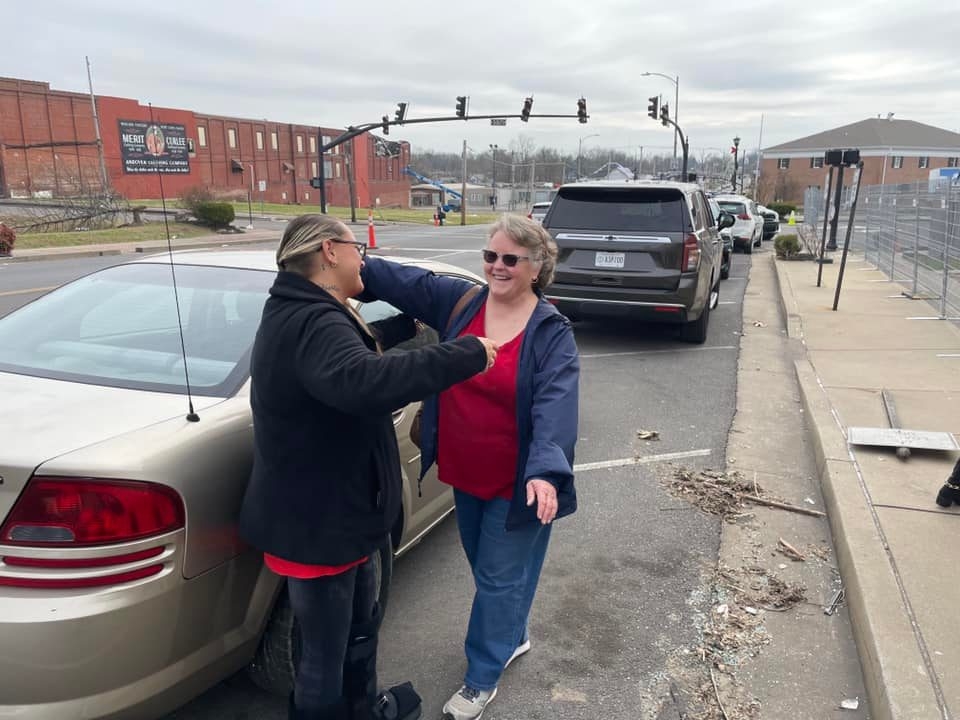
left=647, top=96, right=659, bottom=120
left=455, top=96, right=468, bottom=119
left=521, top=97, right=533, bottom=122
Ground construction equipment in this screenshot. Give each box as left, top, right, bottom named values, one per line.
left=402, top=167, right=463, bottom=213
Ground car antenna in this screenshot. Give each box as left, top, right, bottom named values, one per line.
left=149, top=103, right=199, bottom=422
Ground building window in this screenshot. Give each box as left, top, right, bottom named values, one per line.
left=324, top=160, right=333, bottom=177
left=892, top=156, right=903, bottom=169
left=197, top=126, right=207, bottom=147
left=256, top=131, right=264, bottom=150
left=323, top=135, right=336, bottom=155
left=335, top=163, right=341, bottom=178
left=311, top=161, right=318, bottom=177
left=271, top=131, right=279, bottom=150
left=810, top=156, right=823, bottom=169
left=228, top=128, right=237, bottom=149
left=296, top=135, right=304, bottom=153
left=310, top=136, right=317, bottom=154
left=918, top=156, right=929, bottom=169
left=777, top=158, right=790, bottom=170
left=947, top=157, right=959, bottom=168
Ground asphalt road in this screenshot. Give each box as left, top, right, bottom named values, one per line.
left=0, top=225, right=755, bottom=719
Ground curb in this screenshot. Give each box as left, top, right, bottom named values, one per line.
left=773, top=257, right=944, bottom=720
left=4, top=236, right=276, bottom=263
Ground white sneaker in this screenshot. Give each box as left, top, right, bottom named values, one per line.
left=504, top=638, right=531, bottom=669
left=442, top=685, right=497, bottom=720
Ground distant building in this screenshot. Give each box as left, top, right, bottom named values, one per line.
left=0, top=76, right=412, bottom=207
left=760, top=117, right=960, bottom=204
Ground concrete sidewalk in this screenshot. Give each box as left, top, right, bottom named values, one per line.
left=773, top=251, right=960, bottom=720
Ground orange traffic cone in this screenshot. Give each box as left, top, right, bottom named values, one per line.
left=367, top=210, right=376, bottom=249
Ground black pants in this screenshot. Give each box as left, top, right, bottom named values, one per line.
left=286, top=544, right=387, bottom=712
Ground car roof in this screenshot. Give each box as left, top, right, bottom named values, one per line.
left=127, top=249, right=483, bottom=281
left=532, top=201, right=553, bottom=207
left=559, top=180, right=700, bottom=193
left=713, top=194, right=752, bottom=202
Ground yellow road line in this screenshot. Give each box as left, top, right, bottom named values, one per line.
left=0, top=285, right=57, bottom=298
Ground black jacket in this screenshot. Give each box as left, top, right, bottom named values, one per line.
left=239, top=271, right=487, bottom=565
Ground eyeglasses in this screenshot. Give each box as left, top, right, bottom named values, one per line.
left=481, top=249, right=531, bottom=267
left=328, top=238, right=367, bottom=258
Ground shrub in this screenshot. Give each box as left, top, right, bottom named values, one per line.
left=767, top=202, right=798, bottom=218
left=195, top=201, right=236, bottom=228
left=774, top=234, right=801, bottom=258
left=179, top=186, right=216, bottom=215
left=0, top=223, right=15, bottom=256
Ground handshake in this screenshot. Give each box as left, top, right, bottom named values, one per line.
left=476, top=337, right=500, bottom=371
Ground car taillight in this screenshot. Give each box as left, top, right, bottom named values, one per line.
left=681, top=234, right=700, bottom=272
left=738, top=213, right=750, bottom=220
left=0, top=477, right=184, bottom=547
left=527, top=212, right=532, bottom=219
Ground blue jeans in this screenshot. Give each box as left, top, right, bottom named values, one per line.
left=454, top=490, right=552, bottom=691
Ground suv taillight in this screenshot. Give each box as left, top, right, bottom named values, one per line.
left=738, top=213, right=750, bottom=220
left=681, top=234, right=700, bottom=272
left=0, top=477, right=184, bottom=547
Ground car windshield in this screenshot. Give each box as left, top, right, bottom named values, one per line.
left=549, top=188, right=691, bottom=232
left=0, top=262, right=273, bottom=396
left=718, top=201, right=746, bottom=215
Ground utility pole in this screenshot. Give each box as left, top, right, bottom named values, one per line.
left=460, top=139, right=467, bottom=226
left=85, top=56, right=109, bottom=195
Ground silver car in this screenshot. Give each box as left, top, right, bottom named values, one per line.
left=0, top=250, right=480, bottom=719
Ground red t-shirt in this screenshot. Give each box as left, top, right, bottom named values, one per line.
left=263, top=553, right=368, bottom=579
left=438, top=302, right=523, bottom=500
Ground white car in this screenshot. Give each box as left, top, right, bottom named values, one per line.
left=713, top=194, right=762, bottom=254
left=528, top=201, right=552, bottom=225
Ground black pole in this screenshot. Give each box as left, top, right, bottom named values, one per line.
left=826, top=164, right=845, bottom=251
left=833, top=162, right=865, bottom=311
left=318, top=128, right=327, bottom=214
left=682, top=139, right=689, bottom=180
left=817, top=165, right=835, bottom=287
left=732, top=149, right=739, bottom=192
left=247, top=189, right=253, bottom=227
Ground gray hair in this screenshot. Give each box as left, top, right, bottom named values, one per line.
left=276, top=214, right=347, bottom=274
left=487, top=214, right=558, bottom=290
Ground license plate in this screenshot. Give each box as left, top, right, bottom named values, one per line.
left=595, top=251, right=625, bottom=269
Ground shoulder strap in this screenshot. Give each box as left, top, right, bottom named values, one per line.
left=445, top=285, right=483, bottom=334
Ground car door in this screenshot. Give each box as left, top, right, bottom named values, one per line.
left=694, top=191, right=722, bottom=281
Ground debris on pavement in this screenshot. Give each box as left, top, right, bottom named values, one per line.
left=840, top=697, right=860, bottom=710
left=824, top=587, right=846, bottom=616
left=776, top=537, right=806, bottom=562
left=637, top=429, right=660, bottom=441
left=752, top=321, right=766, bottom=328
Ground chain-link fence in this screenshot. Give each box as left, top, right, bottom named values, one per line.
left=803, top=180, right=960, bottom=319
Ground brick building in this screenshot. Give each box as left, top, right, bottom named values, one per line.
left=759, top=118, right=960, bottom=204
left=0, top=77, right=411, bottom=208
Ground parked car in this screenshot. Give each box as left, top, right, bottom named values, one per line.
left=713, top=194, right=762, bottom=254
left=709, top=198, right=734, bottom=280
left=542, top=181, right=734, bottom=343
left=0, top=251, right=481, bottom=719
left=756, top=205, right=780, bottom=241
left=528, top=201, right=552, bottom=225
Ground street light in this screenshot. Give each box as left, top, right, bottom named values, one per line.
left=642, top=72, right=679, bottom=169
left=732, top=136, right=741, bottom=193
left=489, top=144, right=498, bottom=210
left=578, top=134, right=599, bottom=179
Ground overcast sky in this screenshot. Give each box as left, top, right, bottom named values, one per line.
left=10, top=0, right=960, bottom=160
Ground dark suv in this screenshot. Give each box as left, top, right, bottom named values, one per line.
left=542, top=181, right=734, bottom=343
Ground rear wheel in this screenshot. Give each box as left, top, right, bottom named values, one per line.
left=679, top=290, right=712, bottom=344
left=744, top=241, right=753, bottom=255
left=246, top=542, right=391, bottom=696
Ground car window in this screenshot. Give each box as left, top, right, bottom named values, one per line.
left=359, top=299, right=439, bottom=352
left=0, top=263, right=273, bottom=396
left=718, top=201, right=746, bottom=216
left=549, top=188, right=692, bottom=232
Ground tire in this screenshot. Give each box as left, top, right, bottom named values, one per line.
left=744, top=241, right=753, bottom=255
left=720, top=256, right=730, bottom=280
left=247, top=542, right=391, bottom=696
left=680, top=294, right=711, bottom=344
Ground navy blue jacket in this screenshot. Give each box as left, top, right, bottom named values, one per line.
left=360, top=257, right=579, bottom=529
left=239, top=271, right=487, bottom=565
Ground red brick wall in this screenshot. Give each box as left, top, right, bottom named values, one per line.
left=760, top=154, right=959, bottom=205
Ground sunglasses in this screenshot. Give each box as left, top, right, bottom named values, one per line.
left=328, top=238, right=367, bottom=258
left=481, top=249, right=531, bottom=267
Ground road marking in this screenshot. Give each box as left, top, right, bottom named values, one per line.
left=423, top=250, right=475, bottom=261
left=0, top=285, right=57, bottom=298
left=574, top=449, right=712, bottom=472
left=718, top=301, right=739, bottom=305
left=581, top=345, right=736, bottom=359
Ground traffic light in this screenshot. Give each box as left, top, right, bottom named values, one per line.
left=647, top=96, right=659, bottom=120
left=381, top=115, right=389, bottom=135
left=660, top=103, right=669, bottom=126
left=455, top=96, right=468, bottom=118
left=521, top=97, right=533, bottom=122
left=577, top=97, right=587, bottom=124
left=394, top=102, right=408, bottom=124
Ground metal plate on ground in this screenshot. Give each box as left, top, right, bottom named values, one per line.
left=847, top=427, right=960, bottom=451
